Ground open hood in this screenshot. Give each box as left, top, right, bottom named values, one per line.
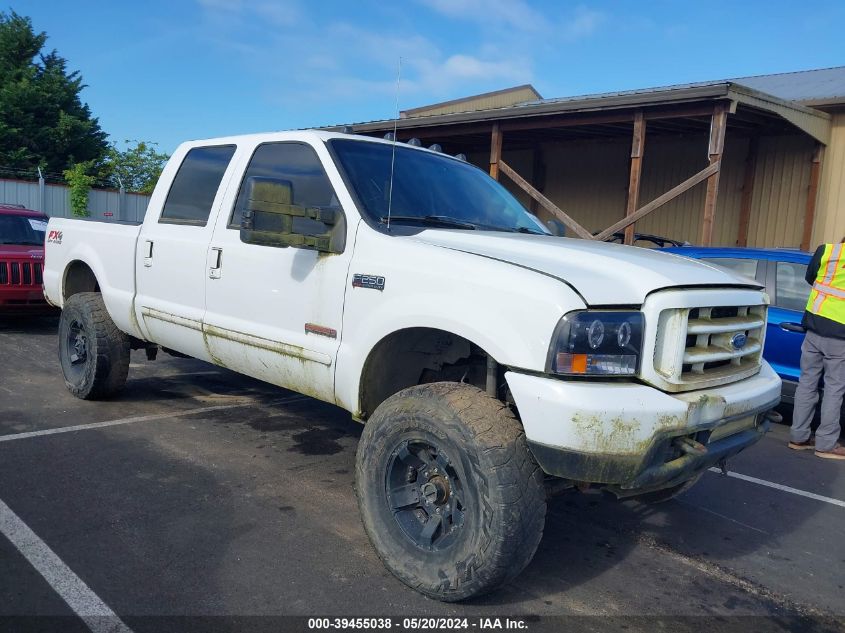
left=411, top=231, right=761, bottom=305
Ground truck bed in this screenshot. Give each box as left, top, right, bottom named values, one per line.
left=43, top=217, right=144, bottom=338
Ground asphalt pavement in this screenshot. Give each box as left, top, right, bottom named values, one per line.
left=1, top=315, right=843, bottom=633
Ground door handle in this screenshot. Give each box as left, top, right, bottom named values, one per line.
left=780, top=322, right=806, bottom=333
left=143, top=240, right=153, bottom=267
left=209, top=247, right=222, bottom=279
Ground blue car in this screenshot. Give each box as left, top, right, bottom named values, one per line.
left=662, top=246, right=811, bottom=403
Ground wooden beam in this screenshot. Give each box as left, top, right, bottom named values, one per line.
left=801, top=143, right=824, bottom=251
left=736, top=137, right=758, bottom=247
left=489, top=123, right=503, bottom=180
left=529, top=147, right=545, bottom=216
left=594, top=162, right=720, bottom=242
left=498, top=160, right=594, bottom=239
left=700, top=103, right=728, bottom=246
left=624, top=111, right=647, bottom=245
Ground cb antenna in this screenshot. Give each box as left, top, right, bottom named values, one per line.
left=386, top=57, right=402, bottom=230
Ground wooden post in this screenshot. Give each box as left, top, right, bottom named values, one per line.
left=736, top=137, right=758, bottom=247
left=700, top=103, right=727, bottom=246
left=624, top=111, right=646, bottom=245
left=489, top=123, right=503, bottom=181
left=801, top=143, right=824, bottom=251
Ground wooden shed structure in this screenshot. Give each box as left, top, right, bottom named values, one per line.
left=333, top=68, right=845, bottom=250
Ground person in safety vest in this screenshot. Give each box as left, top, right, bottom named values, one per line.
left=789, top=239, right=845, bottom=459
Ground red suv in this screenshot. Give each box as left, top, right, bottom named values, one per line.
left=0, top=204, right=52, bottom=313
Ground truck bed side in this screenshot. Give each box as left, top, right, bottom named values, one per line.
left=43, top=217, right=145, bottom=339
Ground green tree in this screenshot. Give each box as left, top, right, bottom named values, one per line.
left=104, top=140, right=169, bottom=194
left=0, top=11, right=108, bottom=175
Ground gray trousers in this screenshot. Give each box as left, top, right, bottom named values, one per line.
left=791, top=329, right=845, bottom=451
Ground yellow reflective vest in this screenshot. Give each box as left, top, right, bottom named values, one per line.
left=806, top=243, right=845, bottom=325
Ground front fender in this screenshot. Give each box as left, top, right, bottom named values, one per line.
left=334, top=228, right=584, bottom=414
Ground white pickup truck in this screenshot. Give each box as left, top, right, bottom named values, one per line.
left=44, top=130, right=781, bottom=601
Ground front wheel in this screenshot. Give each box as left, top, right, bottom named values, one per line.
left=58, top=292, right=130, bottom=400
left=355, top=382, right=546, bottom=601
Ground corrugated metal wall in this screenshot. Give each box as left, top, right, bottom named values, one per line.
left=474, top=130, right=814, bottom=248
left=745, top=135, right=813, bottom=248
left=814, top=112, right=845, bottom=245
left=0, top=179, right=150, bottom=222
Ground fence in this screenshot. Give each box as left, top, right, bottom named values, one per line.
left=0, top=176, right=150, bottom=222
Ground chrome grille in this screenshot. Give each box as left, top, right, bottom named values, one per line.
left=654, top=304, right=766, bottom=390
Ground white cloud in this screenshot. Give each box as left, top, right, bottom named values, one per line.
left=194, top=0, right=534, bottom=117
left=419, top=0, right=549, bottom=32
left=562, top=6, right=604, bottom=40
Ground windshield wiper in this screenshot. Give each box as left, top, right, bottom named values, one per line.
left=380, top=215, right=478, bottom=230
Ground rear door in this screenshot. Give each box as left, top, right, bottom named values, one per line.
left=134, top=145, right=239, bottom=360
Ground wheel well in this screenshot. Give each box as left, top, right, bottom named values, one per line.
left=358, top=327, right=496, bottom=419
left=63, top=261, right=99, bottom=300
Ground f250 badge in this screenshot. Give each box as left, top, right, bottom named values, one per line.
left=47, top=230, right=63, bottom=244
left=352, top=274, right=385, bottom=291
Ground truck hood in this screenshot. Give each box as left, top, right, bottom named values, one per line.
left=412, top=231, right=761, bottom=305
left=0, top=244, right=44, bottom=259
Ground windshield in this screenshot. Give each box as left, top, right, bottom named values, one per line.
left=329, top=139, right=548, bottom=234
left=0, top=215, right=48, bottom=245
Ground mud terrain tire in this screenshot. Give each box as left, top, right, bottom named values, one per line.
left=58, top=292, right=130, bottom=400
left=356, top=382, right=546, bottom=601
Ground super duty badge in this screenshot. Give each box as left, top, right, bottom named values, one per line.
left=352, top=274, right=385, bottom=291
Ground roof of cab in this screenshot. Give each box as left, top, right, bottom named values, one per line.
left=177, top=129, right=458, bottom=158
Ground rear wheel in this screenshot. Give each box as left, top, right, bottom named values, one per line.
left=355, top=382, right=546, bottom=601
left=58, top=292, right=130, bottom=399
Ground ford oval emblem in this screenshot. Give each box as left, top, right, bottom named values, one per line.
left=731, top=333, right=748, bottom=350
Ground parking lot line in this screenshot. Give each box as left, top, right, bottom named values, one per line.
left=708, top=467, right=845, bottom=508
left=0, top=497, right=133, bottom=633
left=0, top=395, right=309, bottom=444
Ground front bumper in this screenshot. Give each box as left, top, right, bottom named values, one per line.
left=506, top=362, right=781, bottom=491
left=0, top=288, right=54, bottom=314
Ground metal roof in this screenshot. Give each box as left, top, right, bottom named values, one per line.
left=730, top=66, right=845, bottom=106
left=337, top=81, right=831, bottom=144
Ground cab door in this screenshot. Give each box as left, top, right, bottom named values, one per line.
left=202, top=140, right=354, bottom=403
left=134, top=144, right=238, bottom=361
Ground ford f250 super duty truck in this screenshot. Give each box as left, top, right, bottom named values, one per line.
left=43, top=130, right=781, bottom=601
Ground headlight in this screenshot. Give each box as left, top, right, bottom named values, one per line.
left=547, top=311, right=644, bottom=376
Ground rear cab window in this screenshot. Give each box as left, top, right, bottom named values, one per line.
left=159, top=145, right=236, bottom=226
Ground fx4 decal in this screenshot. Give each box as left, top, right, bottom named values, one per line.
left=47, top=230, right=63, bottom=244
left=352, top=274, right=385, bottom=291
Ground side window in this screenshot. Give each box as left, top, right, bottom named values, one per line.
left=776, top=261, right=811, bottom=312
left=701, top=257, right=759, bottom=280
left=228, top=142, right=340, bottom=236
left=159, top=145, right=236, bottom=226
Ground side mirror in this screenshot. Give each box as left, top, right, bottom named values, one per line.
left=240, top=177, right=346, bottom=253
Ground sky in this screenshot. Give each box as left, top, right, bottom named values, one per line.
left=12, top=0, right=845, bottom=153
